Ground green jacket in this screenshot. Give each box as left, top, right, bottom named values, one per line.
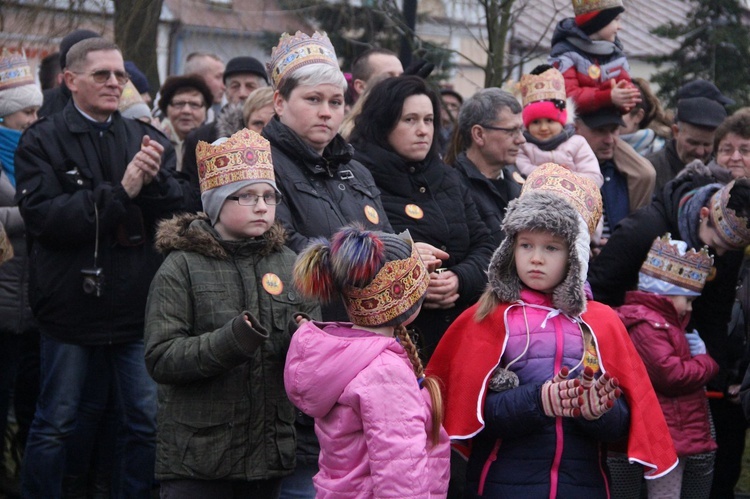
left=144, top=213, right=320, bottom=481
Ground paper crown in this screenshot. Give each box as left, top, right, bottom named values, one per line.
left=521, top=163, right=603, bottom=236
left=267, top=31, right=339, bottom=89
left=709, top=180, right=750, bottom=249
left=119, top=81, right=144, bottom=110
left=344, top=239, right=429, bottom=327
left=520, top=68, right=566, bottom=107
left=0, top=48, right=35, bottom=93
left=196, top=128, right=274, bottom=194
left=640, top=234, right=713, bottom=294
left=572, top=0, right=624, bottom=15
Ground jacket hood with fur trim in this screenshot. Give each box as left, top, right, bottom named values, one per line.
left=155, top=212, right=286, bottom=260
left=487, top=190, right=586, bottom=316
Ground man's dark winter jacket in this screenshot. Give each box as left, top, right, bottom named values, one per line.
left=14, top=101, right=185, bottom=345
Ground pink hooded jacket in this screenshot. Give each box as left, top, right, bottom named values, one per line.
left=284, top=321, right=450, bottom=498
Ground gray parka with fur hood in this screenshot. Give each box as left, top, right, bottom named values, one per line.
left=144, top=213, right=320, bottom=481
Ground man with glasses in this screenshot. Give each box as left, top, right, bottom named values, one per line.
left=157, top=74, right=212, bottom=172
left=447, top=88, right=525, bottom=246
left=14, top=38, right=184, bottom=497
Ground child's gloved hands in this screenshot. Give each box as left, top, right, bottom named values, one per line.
left=579, top=366, right=621, bottom=421
left=685, top=329, right=707, bottom=356
left=540, top=367, right=584, bottom=418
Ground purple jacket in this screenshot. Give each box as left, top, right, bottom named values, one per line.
left=284, top=322, right=450, bottom=498
left=617, top=291, right=718, bottom=456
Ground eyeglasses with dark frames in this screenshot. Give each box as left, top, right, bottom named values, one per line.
left=481, top=124, right=524, bottom=138
left=74, top=69, right=130, bottom=85
left=226, top=192, right=283, bottom=206
left=169, top=101, right=205, bottom=111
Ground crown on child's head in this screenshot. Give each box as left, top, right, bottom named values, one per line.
left=343, top=234, right=429, bottom=327
left=572, top=0, right=624, bottom=16
left=709, top=180, right=750, bottom=249
left=521, top=163, right=602, bottom=236
left=640, top=233, right=713, bottom=295
left=266, top=31, right=339, bottom=89
left=520, top=68, right=566, bottom=107
left=0, top=48, right=34, bottom=92
left=196, top=128, right=274, bottom=194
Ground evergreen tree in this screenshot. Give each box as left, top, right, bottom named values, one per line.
left=649, top=0, right=750, bottom=108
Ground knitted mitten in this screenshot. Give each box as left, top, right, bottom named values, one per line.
left=579, top=366, right=622, bottom=421
left=540, top=367, right=584, bottom=418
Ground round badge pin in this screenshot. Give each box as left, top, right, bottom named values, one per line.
left=587, top=65, right=601, bottom=80
left=364, top=205, right=380, bottom=224
left=262, top=273, right=284, bottom=295
left=405, top=204, right=424, bottom=220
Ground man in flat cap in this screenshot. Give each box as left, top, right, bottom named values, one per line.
left=647, top=79, right=734, bottom=192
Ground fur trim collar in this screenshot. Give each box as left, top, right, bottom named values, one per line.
left=487, top=191, right=586, bottom=316
left=216, top=103, right=245, bottom=138
left=155, top=212, right=286, bottom=259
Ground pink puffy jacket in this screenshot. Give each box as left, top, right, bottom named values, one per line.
left=284, top=322, right=450, bottom=498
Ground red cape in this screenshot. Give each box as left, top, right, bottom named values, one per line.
left=425, top=301, right=678, bottom=478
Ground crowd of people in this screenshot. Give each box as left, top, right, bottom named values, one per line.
left=1, top=0, right=750, bottom=497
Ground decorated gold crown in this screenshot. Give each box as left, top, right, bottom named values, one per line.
left=709, top=180, right=750, bottom=249
left=266, top=31, right=339, bottom=89
left=572, top=0, right=624, bottom=15
left=520, top=68, right=566, bottom=107
left=196, top=128, right=274, bottom=194
left=640, top=234, right=713, bottom=294
left=521, top=163, right=603, bottom=235
left=0, top=48, right=34, bottom=92
left=344, top=241, right=429, bottom=327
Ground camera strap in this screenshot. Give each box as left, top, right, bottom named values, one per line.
left=93, top=203, right=99, bottom=268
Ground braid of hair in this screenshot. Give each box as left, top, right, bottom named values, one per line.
left=395, top=326, right=444, bottom=445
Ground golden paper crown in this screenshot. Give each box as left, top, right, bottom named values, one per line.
left=520, top=68, right=566, bottom=107
left=344, top=242, right=429, bottom=327
left=709, top=180, right=750, bottom=249
left=572, top=0, right=624, bottom=15
left=0, top=48, right=34, bottom=92
left=196, top=128, right=274, bottom=194
left=118, top=81, right=144, bottom=111
left=521, top=163, right=603, bottom=235
left=640, top=234, right=713, bottom=293
left=267, top=31, right=339, bottom=89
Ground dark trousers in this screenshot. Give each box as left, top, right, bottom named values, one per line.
left=160, top=478, right=282, bottom=499
left=709, top=398, right=747, bottom=498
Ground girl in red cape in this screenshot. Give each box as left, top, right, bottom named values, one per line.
left=426, top=189, right=677, bottom=498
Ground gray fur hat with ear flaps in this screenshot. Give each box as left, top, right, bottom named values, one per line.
left=487, top=190, right=586, bottom=317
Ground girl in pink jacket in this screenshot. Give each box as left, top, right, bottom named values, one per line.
left=285, top=226, right=450, bottom=498
left=516, top=65, right=603, bottom=188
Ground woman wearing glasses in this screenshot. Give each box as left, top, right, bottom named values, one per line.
left=157, top=75, right=212, bottom=173
left=350, top=75, right=494, bottom=361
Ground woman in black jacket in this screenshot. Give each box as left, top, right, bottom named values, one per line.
left=350, top=75, right=494, bottom=360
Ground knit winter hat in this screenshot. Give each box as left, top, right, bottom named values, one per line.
left=572, top=0, right=625, bottom=36
left=124, top=61, right=150, bottom=94
left=196, top=128, right=279, bottom=225
left=267, top=31, right=339, bottom=89
left=520, top=67, right=568, bottom=127
left=294, top=227, right=429, bottom=327
left=638, top=233, right=713, bottom=297
left=0, top=49, right=43, bottom=118
left=487, top=190, right=586, bottom=316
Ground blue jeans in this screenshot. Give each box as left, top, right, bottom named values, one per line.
left=21, top=334, right=157, bottom=499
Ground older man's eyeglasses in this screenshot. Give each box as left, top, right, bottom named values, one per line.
left=227, top=192, right=283, bottom=206
left=75, top=70, right=130, bottom=85
left=482, top=124, right=524, bottom=138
